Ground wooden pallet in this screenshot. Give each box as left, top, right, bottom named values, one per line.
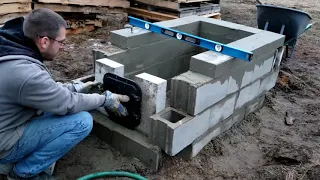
left=0, top=0, right=31, bottom=4
left=131, top=0, right=220, bottom=19
left=127, top=7, right=220, bottom=21
left=35, top=0, right=130, bottom=8
left=0, top=3, right=31, bottom=15
left=34, top=3, right=125, bottom=14
left=133, top=0, right=219, bottom=11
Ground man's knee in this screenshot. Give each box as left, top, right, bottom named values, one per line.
left=75, top=111, right=93, bottom=135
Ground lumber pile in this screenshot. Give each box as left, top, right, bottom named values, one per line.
left=0, top=0, right=31, bottom=26
left=32, top=0, right=129, bottom=35
left=128, top=0, right=221, bottom=22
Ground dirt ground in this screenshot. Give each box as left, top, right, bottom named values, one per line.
left=45, top=0, right=320, bottom=179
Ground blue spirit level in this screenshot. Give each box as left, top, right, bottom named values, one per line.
left=128, top=16, right=253, bottom=62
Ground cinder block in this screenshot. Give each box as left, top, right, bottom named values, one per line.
left=251, top=52, right=275, bottom=83
left=110, top=18, right=200, bottom=49
left=151, top=107, right=210, bottom=156
left=259, top=68, right=280, bottom=95
left=209, top=92, right=237, bottom=128
left=126, top=51, right=194, bottom=84
left=91, top=111, right=162, bottom=172
left=177, top=124, right=222, bottom=160
left=171, top=71, right=229, bottom=115
left=227, top=51, right=276, bottom=95
left=227, top=30, right=285, bottom=62
left=95, top=58, right=124, bottom=83
left=134, top=73, right=167, bottom=137
left=222, top=107, right=246, bottom=132
left=178, top=107, right=245, bottom=160
left=245, top=95, right=265, bottom=116
left=189, top=51, right=234, bottom=78
left=235, top=80, right=261, bottom=110
left=227, top=63, right=254, bottom=94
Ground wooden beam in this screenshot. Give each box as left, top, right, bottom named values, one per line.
left=66, top=25, right=95, bottom=36
left=127, top=7, right=177, bottom=21
left=34, top=3, right=124, bottom=14
left=0, top=3, right=31, bottom=15
left=0, top=12, right=28, bottom=24
left=0, top=0, right=31, bottom=4
left=135, top=0, right=179, bottom=10
left=127, top=7, right=221, bottom=22
left=202, top=12, right=221, bottom=19
left=37, top=0, right=130, bottom=8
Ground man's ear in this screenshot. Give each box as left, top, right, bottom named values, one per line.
left=39, top=37, right=50, bottom=50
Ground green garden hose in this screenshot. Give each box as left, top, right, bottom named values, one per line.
left=77, top=171, right=148, bottom=180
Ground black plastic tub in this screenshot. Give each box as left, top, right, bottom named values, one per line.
left=256, top=4, right=312, bottom=43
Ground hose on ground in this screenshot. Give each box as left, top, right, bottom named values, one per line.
left=77, top=171, right=148, bottom=180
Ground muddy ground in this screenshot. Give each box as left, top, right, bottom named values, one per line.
left=45, top=0, right=320, bottom=179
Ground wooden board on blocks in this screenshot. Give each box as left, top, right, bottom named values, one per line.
left=134, top=0, right=218, bottom=10
left=127, top=7, right=221, bottom=21
left=36, top=0, right=130, bottom=8
left=34, top=3, right=124, bottom=14
left=0, top=3, right=31, bottom=15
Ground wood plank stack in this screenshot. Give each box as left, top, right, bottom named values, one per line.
left=128, top=0, right=221, bottom=22
left=0, top=0, right=32, bottom=26
left=33, top=0, right=130, bottom=35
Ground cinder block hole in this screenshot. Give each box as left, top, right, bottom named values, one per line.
left=200, top=21, right=254, bottom=44
left=161, top=110, right=186, bottom=123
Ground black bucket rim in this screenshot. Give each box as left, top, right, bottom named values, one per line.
left=256, top=4, right=312, bottom=20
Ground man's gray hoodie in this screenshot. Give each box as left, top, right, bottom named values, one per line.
left=0, top=17, right=106, bottom=158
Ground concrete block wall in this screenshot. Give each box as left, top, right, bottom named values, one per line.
left=90, top=15, right=286, bottom=170
left=149, top=16, right=285, bottom=157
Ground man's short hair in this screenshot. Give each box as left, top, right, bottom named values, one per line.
left=23, top=8, right=67, bottom=39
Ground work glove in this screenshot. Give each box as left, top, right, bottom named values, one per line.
left=98, top=90, right=130, bottom=117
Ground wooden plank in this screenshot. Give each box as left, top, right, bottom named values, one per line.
left=37, top=0, right=130, bottom=8
left=202, top=12, right=221, bottom=19
left=127, top=7, right=177, bottom=21
left=0, top=0, right=31, bottom=4
left=135, top=0, right=179, bottom=10
left=127, top=7, right=221, bottom=22
left=0, top=3, right=31, bottom=15
left=0, top=12, right=28, bottom=24
left=34, top=3, right=124, bottom=14
left=66, top=25, right=95, bottom=36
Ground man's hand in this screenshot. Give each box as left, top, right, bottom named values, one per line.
left=101, top=90, right=130, bottom=116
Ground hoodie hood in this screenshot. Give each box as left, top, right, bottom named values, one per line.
left=0, top=17, right=44, bottom=62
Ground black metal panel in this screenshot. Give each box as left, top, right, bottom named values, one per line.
left=103, top=73, right=142, bottom=129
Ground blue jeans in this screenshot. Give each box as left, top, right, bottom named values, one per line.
left=0, top=111, right=93, bottom=178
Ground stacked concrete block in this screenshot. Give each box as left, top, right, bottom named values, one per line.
left=170, top=71, right=229, bottom=115
left=134, top=73, right=167, bottom=138
left=165, top=20, right=284, bottom=157
left=150, top=107, right=210, bottom=156
left=93, top=16, right=206, bottom=84
left=90, top=15, right=286, bottom=169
